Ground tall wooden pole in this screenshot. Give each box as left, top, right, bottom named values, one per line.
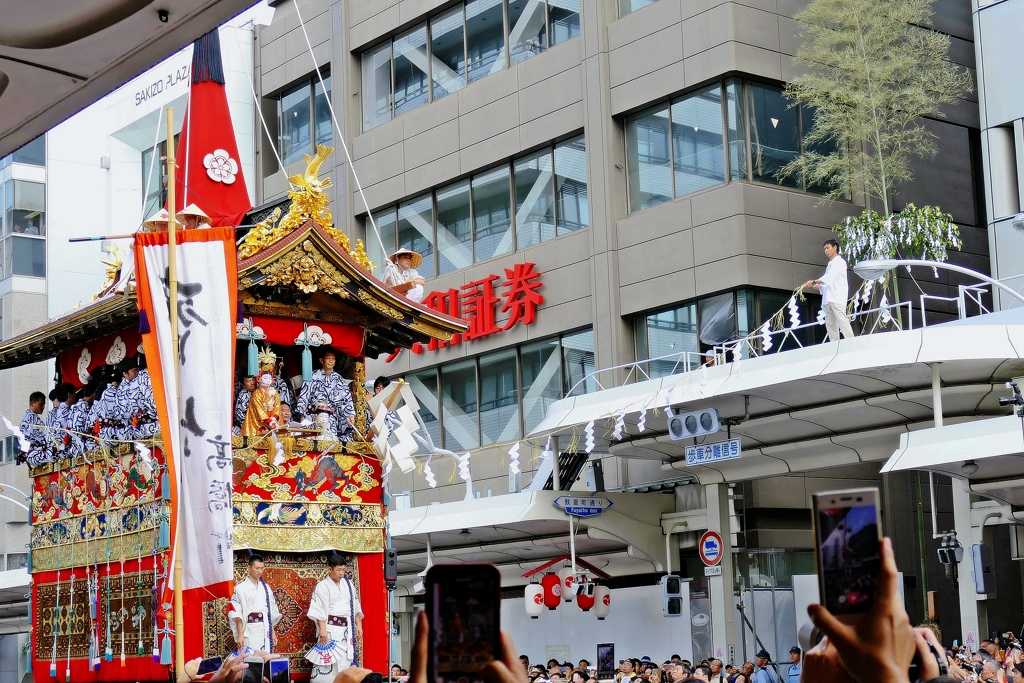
left=165, top=107, right=187, bottom=682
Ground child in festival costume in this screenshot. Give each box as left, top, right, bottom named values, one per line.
left=242, top=348, right=282, bottom=437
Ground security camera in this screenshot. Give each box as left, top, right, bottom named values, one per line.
left=1012, top=212, right=1024, bottom=236
left=157, top=9, right=169, bottom=22
left=961, top=460, right=980, bottom=476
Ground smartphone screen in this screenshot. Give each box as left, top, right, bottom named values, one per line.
left=813, top=488, right=882, bottom=617
left=197, top=657, right=223, bottom=675
left=269, top=659, right=290, bottom=683
left=426, top=564, right=501, bottom=683
left=241, top=658, right=265, bottom=683
left=597, top=644, right=615, bottom=681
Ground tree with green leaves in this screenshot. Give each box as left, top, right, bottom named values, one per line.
left=782, top=0, right=972, bottom=288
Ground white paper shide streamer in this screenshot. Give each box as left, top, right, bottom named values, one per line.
left=759, top=320, right=773, bottom=352
left=787, top=296, right=801, bottom=329
left=583, top=420, right=595, bottom=454
left=637, top=408, right=647, bottom=433
left=457, top=453, right=471, bottom=481
left=612, top=413, right=625, bottom=441
left=423, top=456, right=436, bottom=488
left=507, top=442, right=520, bottom=475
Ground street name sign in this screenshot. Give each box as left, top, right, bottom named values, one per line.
left=554, top=496, right=613, bottom=517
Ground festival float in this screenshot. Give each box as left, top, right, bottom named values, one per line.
left=0, top=30, right=467, bottom=683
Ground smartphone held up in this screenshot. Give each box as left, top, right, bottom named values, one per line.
left=426, top=564, right=502, bottom=683
left=812, top=487, right=883, bottom=621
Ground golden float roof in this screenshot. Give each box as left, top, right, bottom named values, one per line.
left=0, top=292, right=138, bottom=369
left=237, top=218, right=466, bottom=357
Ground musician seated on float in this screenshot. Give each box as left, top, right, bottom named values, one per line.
left=18, top=391, right=50, bottom=466
left=296, top=349, right=356, bottom=442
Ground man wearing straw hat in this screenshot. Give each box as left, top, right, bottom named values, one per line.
left=176, top=203, right=212, bottom=229
left=383, top=247, right=426, bottom=303
left=142, top=208, right=169, bottom=232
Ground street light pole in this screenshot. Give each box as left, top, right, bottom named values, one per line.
left=854, top=258, right=1024, bottom=307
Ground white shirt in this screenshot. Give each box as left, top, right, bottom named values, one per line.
left=819, top=254, right=850, bottom=307
left=307, top=576, right=363, bottom=627
left=384, top=263, right=425, bottom=303
left=228, top=576, right=281, bottom=648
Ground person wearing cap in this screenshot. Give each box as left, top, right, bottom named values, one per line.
left=307, top=552, right=364, bottom=678
left=383, top=247, right=426, bottom=303
left=176, top=203, right=212, bottom=229
left=785, top=647, right=800, bottom=683
left=752, top=650, right=776, bottom=683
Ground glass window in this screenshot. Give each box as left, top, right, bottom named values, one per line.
left=441, top=359, right=479, bottom=451
left=6, top=553, right=27, bottom=571
left=747, top=82, right=800, bottom=188
left=394, top=25, right=429, bottom=116
left=736, top=288, right=756, bottom=339
left=466, top=0, right=506, bottom=84
left=521, top=338, right=562, bottom=433
left=0, top=182, right=4, bottom=235
left=2, top=181, right=10, bottom=236
left=554, top=135, right=588, bottom=234
left=725, top=79, right=746, bottom=180
left=280, top=81, right=312, bottom=166
left=472, top=166, right=512, bottom=262
left=10, top=236, right=45, bottom=278
left=698, top=292, right=736, bottom=346
left=636, top=304, right=698, bottom=377
left=408, top=369, right=441, bottom=453
left=314, top=75, right=333, bottom=146
left=398, top=194, right=435, bottom=279
left=514, top=149, right=555, bottom=249
left=625, top=104, right=672, bottom=211
left=671, top=85, right=726, bottom=197
left=436, top=180, right=473, bottom=274
left=368, top=208, right=397, bottom=275
left=801, top=104, right=844, bottom=196
left=12, top=137, right=45, bottom=166
left=9, top=181, right=45, bottom=236
left=620, top=0, right=660, bottom=15
left=549, top=0, right=580, bottom=45
left=362, top=42, right=393, bottom=131
left=509, top=0, right=546, bottom=66
left=479, top=349, right=520, bottom=445
left=562, top=329, right=595, bottom=396
left=430, top=7, right=467, bottom=100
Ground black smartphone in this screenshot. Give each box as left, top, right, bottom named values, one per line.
left=197, top=657, right=223, bottom=675
left=241, top=657, right=265, bottom=683
left=269, top=658, right=289, bottom=683
left=812, top=487, right=882, bottom=622
left=597, top=644, right=615, bottom=681
left=426, top=564, right=501, bottom=683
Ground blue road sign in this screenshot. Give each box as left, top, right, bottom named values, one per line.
left=553, top=495, right=613, bottom=517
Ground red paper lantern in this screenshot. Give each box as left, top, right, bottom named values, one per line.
left=541, top=572, right=561, bottom=610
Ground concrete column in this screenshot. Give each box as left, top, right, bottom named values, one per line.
left=952, top=477, right=981, bottom=648
left=706, top=483, right=736, bottom=657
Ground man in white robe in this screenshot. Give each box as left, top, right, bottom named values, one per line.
left=227, top=554, right=281, bottom=653
left=307, top=553, right=363, bottom=679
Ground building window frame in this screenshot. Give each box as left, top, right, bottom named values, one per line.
left=361, top=0, right=580, bottom=131
left=274, top=68, right=333, bottom=167
left=406, top=327, right=594, bottom=451
left=366, top=134, right=587, bottom=278
left=623, top=78, right=847, bottom=213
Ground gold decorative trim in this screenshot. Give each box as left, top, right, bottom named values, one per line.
left=356, top=288, right=404, bottom=320
left=29, top=442, right=135, bottom=476
left=257, top=240, right=351, bottom=295
left=233, top=524, right=383, bottom=553
left=408, top=320, right=456, bottom=341
left=31, top=529, right=163, bottom=571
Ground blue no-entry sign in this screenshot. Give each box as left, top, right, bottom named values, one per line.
left=699, top=530, right=723, bottom=566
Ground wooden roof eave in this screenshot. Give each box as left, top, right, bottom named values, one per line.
left=0, top=293, right=138, bottom=370
left=237, top=221, right=468, bottom=353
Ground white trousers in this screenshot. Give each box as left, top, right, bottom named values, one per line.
left=824, top=303, right=855, bottom=342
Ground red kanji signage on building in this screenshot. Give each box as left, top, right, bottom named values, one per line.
left=386, top=263, right=544, bottom=361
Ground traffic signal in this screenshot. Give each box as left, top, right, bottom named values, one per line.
left=661, top=574, right=683, bottom=617
left=668, top=408, right=720, bottom=440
